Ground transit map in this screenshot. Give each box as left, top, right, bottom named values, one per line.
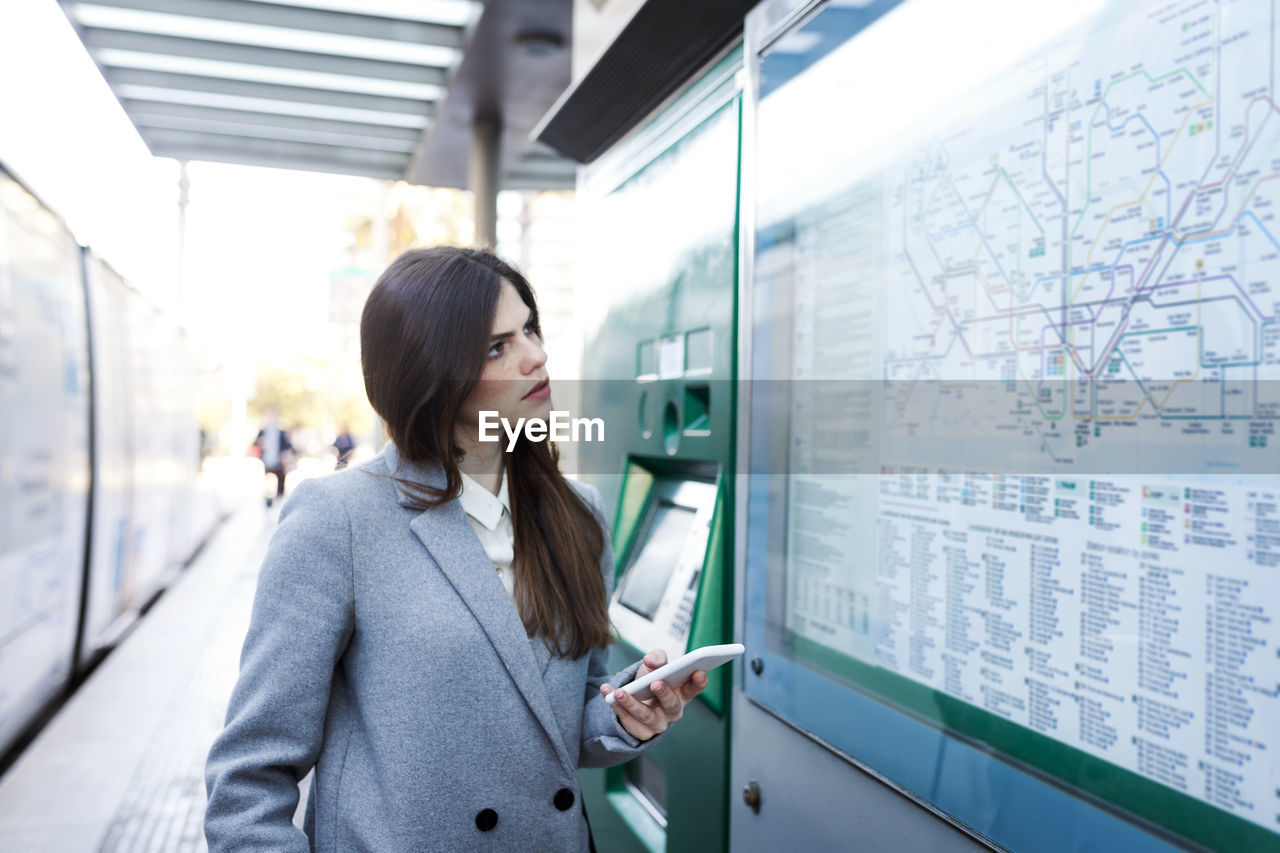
left=758, top=0, right=1280, bottom=847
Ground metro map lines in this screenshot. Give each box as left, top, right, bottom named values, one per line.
left=884, top=0, right=1279, bottom=469
left=773, top=0, right=1280, bottom=843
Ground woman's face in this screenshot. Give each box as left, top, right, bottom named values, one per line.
left=457, top=279, right=551, bottom=434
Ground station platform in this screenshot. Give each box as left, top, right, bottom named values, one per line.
left=0, top=496, right=298, bottom=853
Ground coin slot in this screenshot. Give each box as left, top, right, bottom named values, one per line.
left=662, top=400, right=680, bottom=455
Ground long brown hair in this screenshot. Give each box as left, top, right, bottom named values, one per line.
left=360, top=246, right=610, bottom=658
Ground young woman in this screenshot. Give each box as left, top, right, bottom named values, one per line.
left=204, top=247, right=706, bottom=851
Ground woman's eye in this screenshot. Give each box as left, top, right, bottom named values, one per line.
left=488, top=323, right=536, bottom=358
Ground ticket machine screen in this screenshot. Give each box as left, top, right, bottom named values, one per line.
left=619, top=502, right=698, bottom=619
left=610, top=478, right=717, bottom=655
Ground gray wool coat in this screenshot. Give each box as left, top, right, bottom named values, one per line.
left=204, top=443, right=656, bottom=852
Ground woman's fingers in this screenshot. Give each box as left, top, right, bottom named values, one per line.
left=613, top=689, right=659, bottom=725
left=604, top=649, right=708, bottom=741
left=611, top=689, right=659, bottom=739
left=608, top=676, right=693, bottom=742
left=649, top=680, right=683, bottom=720
left=675, top=670, right=709, bottom=703
left=604, top=670, right=706, bottom=710
left=636, top=648, right=667, bottom=678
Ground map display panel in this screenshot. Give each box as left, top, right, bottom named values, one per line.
left=752, top=1, right=1280, bottom=849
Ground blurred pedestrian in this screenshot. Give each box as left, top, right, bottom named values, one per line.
left=332, top=425, right=356, bottom=470
left=253, top=407, right=293, bottom=507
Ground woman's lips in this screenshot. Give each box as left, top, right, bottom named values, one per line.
left=523, top=379, right=550, bottom=400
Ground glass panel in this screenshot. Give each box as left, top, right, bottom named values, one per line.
left=745, top=1, right=1280, bottom=851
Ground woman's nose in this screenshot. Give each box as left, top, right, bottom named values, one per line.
left=520, top=335, right=547, bottom=373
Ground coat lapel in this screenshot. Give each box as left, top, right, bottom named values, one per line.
left=530, top=634, right=555, bottom=675
left=383, top=444, right=574, bottom=775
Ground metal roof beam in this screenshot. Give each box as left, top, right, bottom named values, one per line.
left=146, top=147, right=406, bottom=180
left=141, top=129, right=410, bottom=169
left=107, top=67, right=432, bottom=116
left=65, top=0, right=465, bottom=49
left=121, top=100, right=424, bottom=143
left=142, top=127, right=411, bottom=164
left=82, top=28, right=450, bottom=85
left=117, top=86, right=427, bottom=128
left=130, top=112, right=418, bottom=153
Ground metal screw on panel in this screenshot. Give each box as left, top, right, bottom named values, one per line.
left=742, top=780, right=762, bottom=814
left=750, top=657, right=763, bottom=676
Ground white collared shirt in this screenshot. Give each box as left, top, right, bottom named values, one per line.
left=457, top=470, right=516, bottom=600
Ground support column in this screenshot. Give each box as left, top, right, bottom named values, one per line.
left=470, top=117, right=500, bottom=249
left=176, top=160, right=190, bottom=319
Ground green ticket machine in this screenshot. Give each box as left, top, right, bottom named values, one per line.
left=572, top=53, right=741, bottom=853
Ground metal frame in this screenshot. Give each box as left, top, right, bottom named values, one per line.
left=54, top=0, right=575, bottom=188
left=80, top=29, right=451, bottom=86
left=123, top=102, right=423, bottom=146
left=62, top=0, right=465, bottom=49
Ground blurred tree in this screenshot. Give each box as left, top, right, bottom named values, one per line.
left=333, top=394, right=376, bottom=436
left=249, top=357, right=376, bottom=453
left=386, top=184, right=473, bottom=254
left=197, top=395, right=231, bottom=438
left=337, top=184, right=475, bottom=267
left=388, top=200, right=417, bottom=256
left=345, top=211, right=374, bottom=252
left=249, top=360, right=322, bottom=428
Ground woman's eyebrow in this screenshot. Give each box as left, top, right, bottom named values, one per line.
left=489, top=310, right=536, bottom=342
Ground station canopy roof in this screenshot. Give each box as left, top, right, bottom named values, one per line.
left=57, top=0, right=575, bottom=189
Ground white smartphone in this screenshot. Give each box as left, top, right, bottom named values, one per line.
left=605, top=643, right=745, bottom=705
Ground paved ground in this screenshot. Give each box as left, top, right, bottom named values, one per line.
left=0, top=499, right=299, bottom=852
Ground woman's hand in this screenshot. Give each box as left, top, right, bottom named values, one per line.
left=600, top=648, right=708, bottom=742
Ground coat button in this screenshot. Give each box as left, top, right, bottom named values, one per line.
left=554, top=788, right=575, bottom=811
left=475, top=808, right=498, bottom=831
